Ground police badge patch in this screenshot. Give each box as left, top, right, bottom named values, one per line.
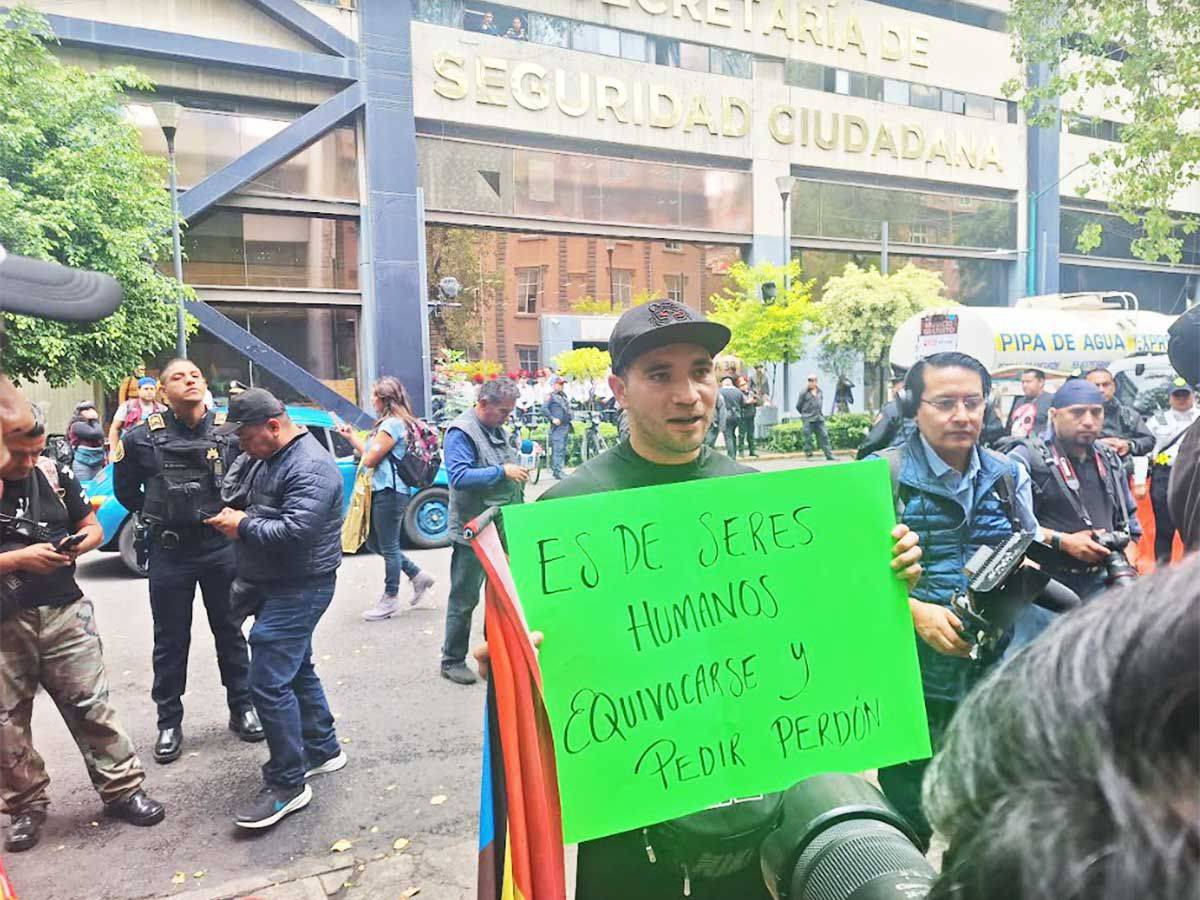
left=112, top=440, right=125, bottom=462
left=147, top=413, right=166, bottom=431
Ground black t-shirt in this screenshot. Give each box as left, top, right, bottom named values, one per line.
left=1073, top=450, right=1118, bottom=532
left=539, top=440, right=770, bottom=900
left=1, top=464, right=90, bottom=608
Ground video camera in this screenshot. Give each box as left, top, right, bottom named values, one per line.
left=949, top=532, right=1081, bottom=660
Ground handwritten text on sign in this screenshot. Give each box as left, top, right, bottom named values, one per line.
left=502, top=460, right=931, bottom=844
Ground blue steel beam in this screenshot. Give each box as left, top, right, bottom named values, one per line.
left=359, top=1, right=428, bottom=415
left=13, top=13, right=359, bottom=82
left=242, top=0, right=358, bottom=59
left=179, top=82, right=365, bottom=220
left=185, top=300, right=374, bottom=428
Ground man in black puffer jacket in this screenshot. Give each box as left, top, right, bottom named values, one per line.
left=206, top=389, right=346, bottom=830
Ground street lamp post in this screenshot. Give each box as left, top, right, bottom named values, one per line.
left=775, top=175, right=797, bottom=411
left=153, top=101, right=187, bottom=358
left=605, top=240, right=616, bottom=310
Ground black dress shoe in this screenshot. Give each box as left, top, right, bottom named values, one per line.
left=229, top=707, right=265, bottom=743
left=154, top=726, right=183, bottom=763
left=105, top=789, right=165, bottom=827
left=5, top=810, right=46, bottom=852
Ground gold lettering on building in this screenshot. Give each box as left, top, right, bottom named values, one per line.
left=511, top=62, right=549, bottom=110
left=597, top=76, right=630, bottom=122
left=901, top=124, right=925, bottom=160
left=706, top=0, right=733, bottom=28
left=844, top=115, right=869, bottom=152
left=674, top=0, right=703, bottom=23
left=768, top=104, right=795, bottom=143
left=432, top=51, right=467, bottom=100
left=911, top=29, right=930, bottom=68
left=637, top=0, right=669, bottom=13
left=722, top=96, right=751, bottom=137
left=431, top=54, right=1012, bottom=178
left=684, top=95, right=719, bottom=134
left=839, top=16, right=867, bottom=57
left=556, top=71, right=592, bottom=117
left=475, top=57, right=508, bottom=106
left=650, top=85, right=683, bottom=128
left=881, top=27, right=903, bottom=61
left=814, top=111, right=838, bottom=150
left=798, top=4, right=823, bottom=46
left=765, top=0, right=795, bottom=39
left=871, top=123, right=898, bottom=158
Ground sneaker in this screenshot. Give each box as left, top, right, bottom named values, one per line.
left=305, top=749, right=348, bottom=780
left=441, top=663, right=477, bottom=685
left=234, top=783, right=312, bottom=830
left=362, top=594, right=401, bottom=621
left=409, top=572, right=437, bottom=610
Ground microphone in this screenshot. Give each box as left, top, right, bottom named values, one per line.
left=520, top=439, right=534, bottom=454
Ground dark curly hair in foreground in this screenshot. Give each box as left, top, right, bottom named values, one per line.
left=924, top=558, right=1199, bottom=900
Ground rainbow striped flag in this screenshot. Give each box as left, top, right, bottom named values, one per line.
left=470, top=516, right=566, bottom=900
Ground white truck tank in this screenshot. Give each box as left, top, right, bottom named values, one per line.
left=890, top=297, right=1175, bottom=375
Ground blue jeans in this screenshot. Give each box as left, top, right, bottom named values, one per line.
left=441, top=542, right=485, bottom=669
left=549, top=428, right=569, bottom=478
left=366, top=488, right=420, bottom=595
left=1006, top=603, right=1058, bottom=655
left=248, top=574, right=340, bottom=789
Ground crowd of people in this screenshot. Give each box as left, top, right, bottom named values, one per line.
left=1, top=288, right=1197, bottom=899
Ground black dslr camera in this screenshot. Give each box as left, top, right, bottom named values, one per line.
left=949, top=532, right=1080, bottom=660
left=1093, top=530, right=1138, bottom=586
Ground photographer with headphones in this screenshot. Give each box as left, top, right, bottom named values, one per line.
left=869, top=352, right=1039, bottom=850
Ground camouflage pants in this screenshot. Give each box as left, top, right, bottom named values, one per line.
left=0, top=599, right=145, bottom=815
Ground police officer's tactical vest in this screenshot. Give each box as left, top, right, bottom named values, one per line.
left=141, top=411, right=232, bottom=527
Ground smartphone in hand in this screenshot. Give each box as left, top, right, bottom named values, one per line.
left=55, top=533, right=86, bottom=552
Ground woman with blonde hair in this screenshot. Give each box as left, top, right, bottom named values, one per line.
left=338, top=377, right=437, bottom=619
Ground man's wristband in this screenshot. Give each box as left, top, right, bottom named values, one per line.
left=1049, top=531, right=1062, bottom=551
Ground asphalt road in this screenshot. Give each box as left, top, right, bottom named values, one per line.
left=4, top=455, right=832, bottom=900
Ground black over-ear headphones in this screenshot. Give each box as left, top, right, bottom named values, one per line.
left=898, top=353, right=992, bottom=419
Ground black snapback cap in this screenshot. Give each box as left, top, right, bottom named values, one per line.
left=0, top=244, right=123, bottom=322
left=609, top=299, right=730, bottom=373
left=214, top=387, right=286, bottom=435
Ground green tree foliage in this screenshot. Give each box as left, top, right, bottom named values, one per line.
left=552, top=346, right=611, bottom=381
left=1004, top=0, right=1199, bottom=263
left=0, top=8, right=186, bottom=386
left=426, top=225, right=501, bottom=357
left=706, top=260, right=815, bottom=365
left=818, top=263, right=951, bottom=367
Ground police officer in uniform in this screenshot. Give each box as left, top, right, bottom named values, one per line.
left=113, top=358, right=262, bottom=762
left=1009, top=378, right=1142, bottom=604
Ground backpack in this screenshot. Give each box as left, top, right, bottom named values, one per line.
left=642, top=793, right=785, bottom=894
left=391, top=418, right=441, bottom=489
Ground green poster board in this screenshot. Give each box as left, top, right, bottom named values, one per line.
left=502, top=459, right=931, bottom=845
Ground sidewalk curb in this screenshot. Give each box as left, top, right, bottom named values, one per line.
left=165, top=857, right=355, bottom=900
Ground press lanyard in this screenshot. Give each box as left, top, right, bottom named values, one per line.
left=1048, top=443, right=1106, bottom=529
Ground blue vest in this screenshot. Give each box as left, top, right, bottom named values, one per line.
left=897, top=432, right=1019, bottom=702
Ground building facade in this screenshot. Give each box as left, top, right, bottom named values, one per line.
left=23, top=0, right=1200, bottom=414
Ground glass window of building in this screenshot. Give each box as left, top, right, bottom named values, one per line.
left=414, top=0, right=464, bottom=26
left=785, top=60, right=825, bottom=91
left=572, top=21, right=621, bottom=56
left=528, top=13, right=570, bottom=47
left=613, top=270, right=634, bottom=305
left=129, top=105, right=358, bottom=202
left=174, top=304, right=360, bottom=405
left=964, top=93, right=995, bottom=120
left=678, top=41, right=711, bottom=72
left=792, top=180, right=1017, bottom=250
left=798, top=249, right=1010, bottom=307
left=664, top=274, right=684, bottom=303
left=941, top=90, right=966, bottom=115
left=516, top=267, right=542, bottom=314
left=419, top=137, right=753, bottom=234
left=620, top=31, right=649, bottom=62
left=834, top=69, right=851, bottom=95
left=910, top=83, right=941, bottom=110
left=517, top=346, right=540, bottom=372
left=711, top=47, right=752, bottom=78
left=882, top=78, right=910, bottom=106
left=178, top=210, right=358, bottom=290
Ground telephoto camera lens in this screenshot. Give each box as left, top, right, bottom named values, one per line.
left=760, top=773, right=936, bottom=900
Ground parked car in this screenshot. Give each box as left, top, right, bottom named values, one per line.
left=84, top=406, right=450, bottom=576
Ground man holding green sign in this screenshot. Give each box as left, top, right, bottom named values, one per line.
left=478, top=299, right=926, bottom=900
